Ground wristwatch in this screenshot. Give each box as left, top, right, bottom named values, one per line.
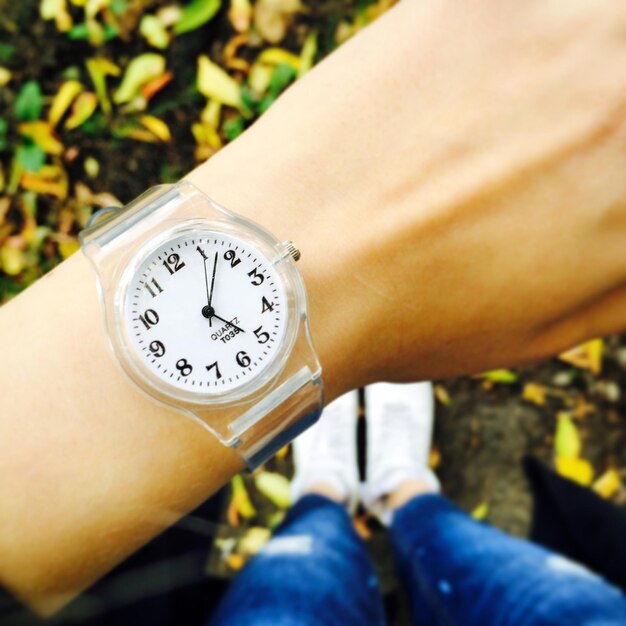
left=79, top=180, right=323, bottom=470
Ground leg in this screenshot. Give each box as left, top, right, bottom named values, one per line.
left=210, top=391, right=386, bottom=626
left=390, top=492, right=626, bottom=626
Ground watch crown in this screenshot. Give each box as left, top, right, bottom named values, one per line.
left=283, top=240, right=301, bottom=262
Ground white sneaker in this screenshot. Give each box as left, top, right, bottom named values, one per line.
left=290, top=390, right=360, bottom=512
left=361, top=382, right=440, bottom=525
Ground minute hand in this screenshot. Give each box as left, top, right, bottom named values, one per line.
left=208, top=251, right=218, bottom=308
left=213, top=314, right=245, bottom=334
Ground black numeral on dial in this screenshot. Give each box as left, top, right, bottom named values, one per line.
left=254, top=325, right=270, bottom=344
left=149, top=340, right=165, bottom=357
left=261, top=296, right=274, bottom=313
left=139, top=308, right=159, bottom=329
left=236, top=351, right=251, bottom=367
left=206, top=361, right=222, bottom=380
left=144, top=277, right=163, bottom=298
left=176, top=358, right=193, bottom=376
left=163, top=253, right=185, bottom=275
left=247, top=267, right=265, bottom=286
left=224, top=249, right=241, bottom=268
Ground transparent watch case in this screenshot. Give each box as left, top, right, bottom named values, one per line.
left=79, top=180, right=323, bottom=466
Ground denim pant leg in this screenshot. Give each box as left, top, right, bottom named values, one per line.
left=209, top=494, right=386, bottom=626
left=390, top=494, right=626, bottom=626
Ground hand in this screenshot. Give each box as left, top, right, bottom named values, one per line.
left=200, top=249, right=218, bottom=327
left=212, top=313, right=245, bottom=334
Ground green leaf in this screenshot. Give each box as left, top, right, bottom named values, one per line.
left=15, top=81, right=43, bottom=121
left=68, top=22, right=119, bottom=41
left=480, top=369, right=518, bottom=384
left=268, top=63, right=296, bottom=98
left=223, top=116, right=244, bottom=141
left=0, top=44, right=14, bottom=63
left=173, top=0, right=222, bottom=35
left=16, top=143, right=46, bottom=172
left=0, top=118, right=8, bottom=151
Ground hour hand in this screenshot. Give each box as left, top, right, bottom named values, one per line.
left=212, top=314, right=245, bottom=334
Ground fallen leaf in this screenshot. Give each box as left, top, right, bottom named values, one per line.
left=254, top=0, right=302, bottom=43
left=139, top=115, right=171, bottom=142
left=86, top=57, right=121, bottom=115
left=353, top=515, right=372, bottom=540
left=559, top=339, right=603, bottom=375
left=554, top=413, right=581, bottom=459
left=18, top=121, right=64, bottom=155
left=522, top=382, right=547, bottom=406
left=555, top=456, right=594, bottom=486
left=58, top=239, right=80, bottom=259
left=197, top=55, right=242, bottom=109
left=226, top=553, right=245, bottom=570
left=173, top=0, right=222, bottom=35
left=433, top=384, right=451, bottom=406
left=15, top=81, right=43, bottom=122
left=20, top=165, right=68, bottom=198
left=113, top=53, right=166, bottom=105
left=40, top=0, right=73, bottom=31
left=228, top=0, right=252, bottom=32
left=49, top=80, right=83, bottom=127
left=141, top=71, right=174, bottom=100
left=254, top=471, right=291, bottom=509
left=298, top=29, right=317, bottom=77
left=0, top=67, right=12, bottom=87
left=428, top=447, right=441, bottom=470
left=274, top=444, right=289, bottom=460
left=0, top=242, right=25, bottom=276
left=140, top=14, right=170, bottom=49
left=239, top=527, right=271, bottom=555
left=471, top=501, right=489, bottom=521
left=479, top=369, right=518, bottom=384
left=592, top=468, right=622, bottom=499
left=65, top=92, right=98, bottom=129
left=257, top=47, right=300, bottom=70
left=230, top=474, right=256, bottom=519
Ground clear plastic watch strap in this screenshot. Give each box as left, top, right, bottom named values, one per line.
left=228, top=369, right=323, bottom=469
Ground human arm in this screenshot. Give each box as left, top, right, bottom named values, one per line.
left=3, top=0, right=626, bottom=614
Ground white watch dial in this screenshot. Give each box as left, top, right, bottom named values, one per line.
left=122, top=230, right=287, bottom=395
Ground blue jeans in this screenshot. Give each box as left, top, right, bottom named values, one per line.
left=209, top=494, right=626, bottom=626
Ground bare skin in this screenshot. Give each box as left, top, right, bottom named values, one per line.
left=2, top=0, right=626, bottom=614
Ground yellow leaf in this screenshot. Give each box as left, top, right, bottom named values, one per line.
left=139, top=115, right=171, bottom=142
left=555, top=456, right=594, bottom=486
left=275, top=444, right=289, bottom=460
left=228, top=0, right=252, bottom=32
left=197, top=55, right=242, bottom=109
left=592, top=468, right=622, bottom=499
left=254, top=0, right=303, bottom=44
left=58, top=239, right=80, bottom=259
left=191, top=122, right=222, bottom=149
left=65, top=92, right=98, bottom=130
left=200, top=100, right=222, bottom=128
left=428, top=447, right=441, bottom=470
left=86, top=57, right=120, bottom=115
left=231, top=474, right=256, bottom=518
left=433, top=384, right=451, bottom=406
left=49, top=80, right=83, bottom=127
left=298, top=30, right=317, bottom=77
left=471, top=501, right=489, bottom=521
left=559, top=339, right=603, bottom=375
left=113, top=54, right=166, bottom=105
left=254, top=471, right=291, bottom=509
left=0, top=67, right=12, bottom=87
left=522, top=382, right=547, bottom=406
left=226, top=553, right=245, bottom=570
left=139, top=15, right=170, bottom=50
left=239, top=527, right=271, bottom=555
left=248, top=63, right=273, bottom=94
left=40, top=0, right=73, bottom=31
left=257, top=47, right=301, bottom=70
left=554, top=413, right=581, bottom=459
left=0, top=244, right=24, bottom=276
left=18, top=121, right=64, bottom=155
left=21, top=166, right=69, bottom=199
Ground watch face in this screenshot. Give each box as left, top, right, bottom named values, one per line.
left=121, top=229, right=288, bottom=397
